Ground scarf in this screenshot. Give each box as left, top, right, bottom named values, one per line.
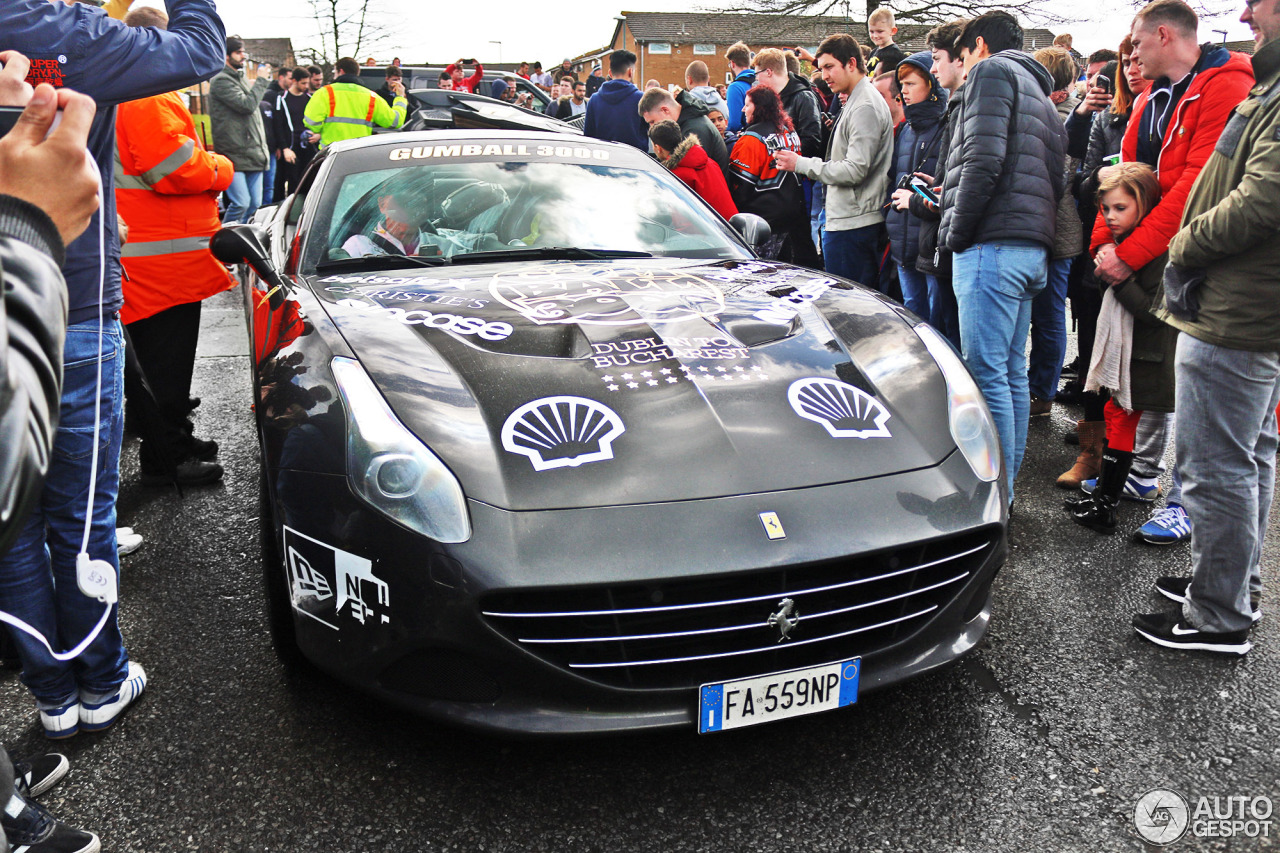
left=1085, top=285, right=1134, bottom=411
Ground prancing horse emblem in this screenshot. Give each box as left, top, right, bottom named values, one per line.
left=767, top=598, right=800, bottom=643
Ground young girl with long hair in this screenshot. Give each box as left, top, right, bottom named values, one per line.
left=1066, top=162, right=1178, bottom=533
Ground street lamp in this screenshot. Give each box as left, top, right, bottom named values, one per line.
left=1212, top=29, right=1228, bottom=44
left=489, top=40, right=502, bottom=65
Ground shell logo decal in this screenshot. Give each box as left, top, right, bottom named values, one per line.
left=787, top=378, right=892, bottom=439
left=501, top=396, right=626, bottom=471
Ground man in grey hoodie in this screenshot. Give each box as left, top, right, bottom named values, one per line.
left=775, top=33, right=892, bottom=289
left=684, top=60, right=728, bottom=116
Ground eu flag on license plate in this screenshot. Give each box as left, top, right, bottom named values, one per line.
left=701, top=683, right=725, bottom=733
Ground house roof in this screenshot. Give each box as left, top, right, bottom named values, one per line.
left=1222, top=39, right=1257, bottom=55
left=613, top=11, right=1062, bottom=54
left=241, top=38, right=296, bottom=68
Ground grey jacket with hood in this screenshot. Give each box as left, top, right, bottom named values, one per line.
left=938, top=50, right=1068, bottom=253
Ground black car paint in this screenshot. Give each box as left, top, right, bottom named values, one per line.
left=237, top=132, right=1007, bottom=734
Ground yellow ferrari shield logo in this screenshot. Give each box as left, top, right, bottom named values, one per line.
left=759, top=512, right=786, bottom=541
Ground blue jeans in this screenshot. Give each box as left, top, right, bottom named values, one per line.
left=823, top=224, right=881, bottom=291
left=1175, top=333, right=1280, bottom=633
left=929, top=272, right=962, bottom=350
left=1028, top=256, right=1071, bottom=400
left=261, top=153, right=276, bottom=207
left=953, top=240, right=1047, bottom=499
left=897, top=263, right=930, bottom=320
left=222, top=169, right=264, bottom=224
left=810, top=183, right=825, bottom=256
left=0, top=318, right=130, bottom=708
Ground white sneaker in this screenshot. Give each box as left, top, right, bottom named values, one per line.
left=38, top=702, right=80, bottom=740
left=79, top=661, right=147, bottom=732
left=116, top=528, right=143, bottom=556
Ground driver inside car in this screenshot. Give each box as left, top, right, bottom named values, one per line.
left=342, top=193, right=441, bottom=258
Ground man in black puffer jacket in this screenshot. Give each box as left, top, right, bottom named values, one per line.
left=937, top=10, right=1067, bottom=503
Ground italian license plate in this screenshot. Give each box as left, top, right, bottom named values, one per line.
left=698, top=658, right=860, bottom=733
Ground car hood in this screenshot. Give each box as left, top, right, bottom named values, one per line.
left=310, top=257, right=954, bottom=511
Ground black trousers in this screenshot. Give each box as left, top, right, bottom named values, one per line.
left=125, top=300, right=202, bottom=473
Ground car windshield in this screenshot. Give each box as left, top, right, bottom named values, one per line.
left=305, top=153, right=750, bottom=271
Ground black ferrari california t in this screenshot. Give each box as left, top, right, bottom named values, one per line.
left=213, top=130, right=1008, bottom=735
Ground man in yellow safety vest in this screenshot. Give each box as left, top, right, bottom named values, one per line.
left=304, top=56, right=407, bottom=148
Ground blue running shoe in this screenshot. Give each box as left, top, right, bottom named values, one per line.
left=1082, top=474, right=1162, bottom=502
left=1137, top=505, right=1192, bottom=545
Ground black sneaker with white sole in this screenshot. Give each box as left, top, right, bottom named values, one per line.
left=1133, top=609, right=1253, bottom=655
left=12, top=753, right=69, bottom=798
left=1154, top=576, right=1261, bottom=623
left=0, top=790, right=100, bottom=853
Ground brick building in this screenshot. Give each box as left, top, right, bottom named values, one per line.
left=605, top=11, right=1068, bottom=88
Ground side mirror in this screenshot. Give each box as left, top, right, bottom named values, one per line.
left=211, top=224, right=289, bottom=309
left=729, top=213, right=772, bottom=253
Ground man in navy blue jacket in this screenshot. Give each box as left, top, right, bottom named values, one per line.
left=0, top=0, right=225, bottom=741
left=583, top=49, right=647, bottom=150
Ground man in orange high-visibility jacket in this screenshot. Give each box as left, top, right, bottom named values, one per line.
left=116, top=10, right=236, bottom=486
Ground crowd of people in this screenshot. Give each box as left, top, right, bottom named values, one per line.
left=0, top=0, right=1278, bottom=848
left=573, top=1, right=1278, bottom=659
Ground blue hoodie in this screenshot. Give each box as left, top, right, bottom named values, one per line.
left=886, top=52, right=949, bottom=269
left=583, top=78, right=648, bottom=150
left=726, top=68, right=756, bottom=132
left=2, top=0, right=226, bottom=326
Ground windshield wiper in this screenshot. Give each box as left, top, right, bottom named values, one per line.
left=314, top=254, right=449, bottom=273
left=446, top=247, right=654, bottom=265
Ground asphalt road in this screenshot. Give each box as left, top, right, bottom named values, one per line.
left=1, top=288, right=1276, bottom=852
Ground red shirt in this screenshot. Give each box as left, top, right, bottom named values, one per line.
left=444, top=62, right=485, bottom=94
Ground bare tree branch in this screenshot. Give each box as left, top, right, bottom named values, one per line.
left=303, top=0, right=392, bottom=71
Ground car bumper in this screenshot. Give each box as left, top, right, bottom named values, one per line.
left=270, top=450, right=1005, bottom=735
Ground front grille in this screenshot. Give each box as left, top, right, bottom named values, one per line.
left=481, top=528, right=1000, bottom=690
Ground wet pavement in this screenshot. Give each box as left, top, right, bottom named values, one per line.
left=1, top=287, right=1276, bottom=852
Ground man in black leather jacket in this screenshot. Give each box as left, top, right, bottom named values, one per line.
left=937, top=11, right=1067, bottom=504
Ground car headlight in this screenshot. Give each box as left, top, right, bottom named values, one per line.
left=912, top=325, right=1002, bottom=483
left=331, top=357, right=472, bottom=543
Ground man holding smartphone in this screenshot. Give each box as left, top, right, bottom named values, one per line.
left=776, top=34, right=892, bottom=288
left=0, top=48, right=111, bottom=853
left=0, top=0, right=224, bottom=741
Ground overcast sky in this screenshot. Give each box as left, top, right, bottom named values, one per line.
left=135, top=0, right=1257, bottom=68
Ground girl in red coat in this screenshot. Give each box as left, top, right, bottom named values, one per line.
left=649, top=120, right=738, bottom=221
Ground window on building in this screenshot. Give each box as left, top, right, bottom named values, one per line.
left=693, top=44, right=716, bottom=55
left=648, top=42, right=671, bottom=55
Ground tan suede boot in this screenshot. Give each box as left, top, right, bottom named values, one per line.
left=1056, top=420, right=1105, bottom=489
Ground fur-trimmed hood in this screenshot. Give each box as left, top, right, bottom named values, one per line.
left=664, top=134, right=703, bottom=171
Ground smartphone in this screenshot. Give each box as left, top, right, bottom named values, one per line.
left=1094, top=74, right=1113, bottom=96
left=0, top=105, right=23, bottom=137
left=0, top=105, right=62, bottom=138
left=911, top=181, right=939, bottom=205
